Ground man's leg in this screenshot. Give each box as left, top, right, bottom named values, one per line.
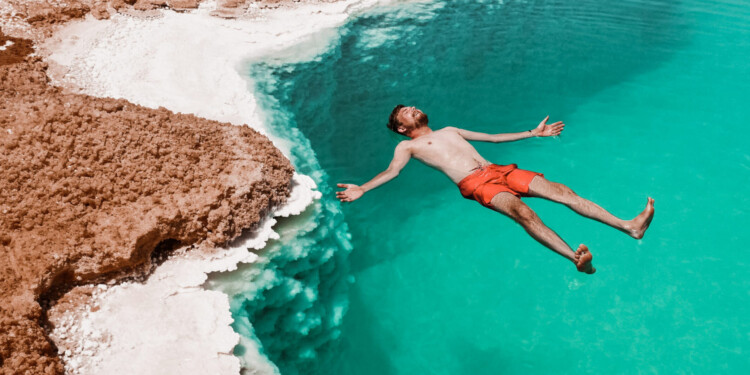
left=489, top=192, right=595, bottom=274
left=526, top=176, right=654, bottom=239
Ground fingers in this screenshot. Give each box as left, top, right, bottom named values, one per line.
left=540, top=117, right=568, bottom=136
left=335, top=188, right=351, bottom=203
left=336, top=183, right=357, bottom=202
left=548, top=121, right=564, bottom=136
left=336, top=183, right=355, bottom=192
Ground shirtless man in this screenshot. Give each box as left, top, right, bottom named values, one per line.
left=336, top=105, right=655, bottom=274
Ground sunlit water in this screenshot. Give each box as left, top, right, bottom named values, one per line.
left=228, top=0, right=750, bottom=373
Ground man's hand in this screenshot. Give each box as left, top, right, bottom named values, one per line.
left=531, top=116, right=565, bottom=137
left=336, top=183, right=364, bottom=202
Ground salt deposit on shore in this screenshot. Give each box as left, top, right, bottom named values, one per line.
left=42, top=0, right=377, bottom=143
left=41, top=0, right=382, bottom=373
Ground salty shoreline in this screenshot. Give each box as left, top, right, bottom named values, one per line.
left=1, top=0, right=389, bottom=373
left=46, top=174, right=322, bottom=374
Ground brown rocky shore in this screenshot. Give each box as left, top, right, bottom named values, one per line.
left=0, top=2, right=298, bottom=373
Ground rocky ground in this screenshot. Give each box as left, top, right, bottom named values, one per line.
left=0, top=2, right=298, bottom=373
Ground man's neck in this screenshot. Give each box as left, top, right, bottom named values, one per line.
left=408, top=127, right=433, bottom=139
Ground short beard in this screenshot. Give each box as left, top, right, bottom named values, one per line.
left=415, top=111, right=429, bottom=128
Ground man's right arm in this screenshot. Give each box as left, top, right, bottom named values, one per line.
left=336, top=141, right=412, bottom=202
left=445, top=116, right=564, bottom=142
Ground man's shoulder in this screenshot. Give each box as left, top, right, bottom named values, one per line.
left=395, top=140, right=413, bottom=151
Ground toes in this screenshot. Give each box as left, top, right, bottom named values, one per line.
left=574, top=245, right=590, bottom=268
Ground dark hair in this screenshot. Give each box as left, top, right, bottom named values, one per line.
left=386, top=104, right=406, bottom=134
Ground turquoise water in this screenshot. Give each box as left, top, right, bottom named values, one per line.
left=235, top=0, right=750, bottom=373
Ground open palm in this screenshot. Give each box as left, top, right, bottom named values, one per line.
left=336, top=183, right=364, bottom=202
left=533, top=116, right=565, bottom=137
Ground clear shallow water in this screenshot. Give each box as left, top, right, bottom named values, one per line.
left=236, top=0, right=749, bottom=373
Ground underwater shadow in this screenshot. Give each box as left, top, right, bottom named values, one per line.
left=311, top=284, right=401, bottom=375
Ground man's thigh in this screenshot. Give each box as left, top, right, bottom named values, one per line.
left=488, top=191, right=526, bottom=216
left=526, top=175, right=567, bottom=200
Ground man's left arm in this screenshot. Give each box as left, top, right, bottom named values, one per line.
left=449, top=116, right=564, bottom=142
left=336, top=141, right=412, bottom=202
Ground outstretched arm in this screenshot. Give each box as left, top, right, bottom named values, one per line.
left=336, top=141, right=412, bottom=202
left=448, top=116, right=564, bottom=142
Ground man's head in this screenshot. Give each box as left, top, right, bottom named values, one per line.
left=387, top=104, right=429, bottom=136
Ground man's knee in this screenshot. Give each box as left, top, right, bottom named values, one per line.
left=553, top=183, right=577, bottom=203
left=512, top=204, right=538, bottom=225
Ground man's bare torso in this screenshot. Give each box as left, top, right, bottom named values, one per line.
left=402, top=127, right=492, bottom=184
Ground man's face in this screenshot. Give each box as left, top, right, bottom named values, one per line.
left=396, top=106, right=424, bottom=132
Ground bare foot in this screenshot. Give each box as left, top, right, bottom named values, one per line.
left=625, top=197, right=655, bottom=239
left=574, top=244, right=596, bottom=274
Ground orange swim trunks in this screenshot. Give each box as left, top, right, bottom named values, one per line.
left=457, top=164, right=544, bottom=208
